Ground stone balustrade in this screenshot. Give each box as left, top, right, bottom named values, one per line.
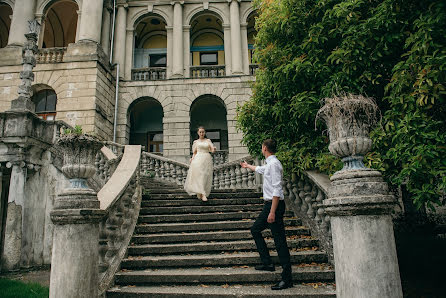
left=249, top=64, right=259, bottom=75
left=282, top=171, right=333, bottom=262
left=36, top=47, right=66, bottom=63
left=97, top=145, right=142, bottom=295
left=190, top=65, right=226, bottom=78
left=213, top=150, right=229, bottom=166
left=213, top=156, right=258, bottom=190
left=140, top=152, right=189, bottom=186
left=132, top=67, right=167, bottom=81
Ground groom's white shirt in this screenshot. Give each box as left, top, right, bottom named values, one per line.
left=255, top=155, right=284, bottom=201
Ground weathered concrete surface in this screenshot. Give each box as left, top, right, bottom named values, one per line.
left=49, top=223, right=99, bottom=298
left=331, top=215, right=402, bottom=298
left=1, top=202, right=22, bottom=270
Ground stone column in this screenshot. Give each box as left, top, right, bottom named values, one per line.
left=78, top=0, right=104, bottom=43
left=113, top=4, right=127, bottom=77
left=171, top=1, right=184, bottom=78
left=101, top=8, right=112, bottom=56
left=166, top=26, right=173, bottom=78
left=124, top=28, right=134, bottom=80
left=7, top=0, right=36, bottom=46
left=223, top=24, right=232, bottom=76
left=183, top=25, right=190, bottom=78
left=1, top=162, right=26, bottom=270
left=75, top=10, right=81, bottom=42
left=229, top=0, right=243, bottom=75
left=240, top=22, right=249, bottom=74
left=319, top=95, right=403, bottom=298
left=49, top=135, right=104, bottom=298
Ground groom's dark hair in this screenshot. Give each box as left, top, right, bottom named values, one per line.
left=262, top=139, right=277, bottom=154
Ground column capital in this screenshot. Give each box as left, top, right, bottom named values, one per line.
left=126, top=27, right=134, bottom=32
left=227, top=0, right=241, bottom=3
left=117, top=3, right=129, bottom=9
left=166, top=26, right=173, bottom=31
left=223, top=23, right=231, bottom=29
left=183, top=25, right=191, bottom=31
left=240, top=22, right=248, bottom=29
left=171, top=1, right=184, bottom=5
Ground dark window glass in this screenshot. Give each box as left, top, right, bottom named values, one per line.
left=200, top=52, right=218, bottom=65
left=150, top=54, right=167, bottom=67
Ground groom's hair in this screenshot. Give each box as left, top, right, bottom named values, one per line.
left=262, top=139, right=277, bottom=154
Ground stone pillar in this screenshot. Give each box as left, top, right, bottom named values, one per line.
left=75, top=10, right=81, bottom=42
left=223, top=24, right=232, bottom=76
left=166, top=26, right=173, bottom=78
left=171, top=1, right=184, bottom=78
left=7, top=0, right=36, bottom=46
left=183, top=25, right=190, bottom=78
left=113, top=4, right=127, bottom=77
left=78, top=0, right=104, bottom=43
left=319, top=95, right=403, bottom=298
left=1, top=162, right=26, bottom=270
left=240, top=22, right=249, bottom=74
left=101, top=8, right=112, bottom=56
left=124, top=28, right=134, bottom=80
left=49, top=135, right=104, bottom=298
left=229, top=0, right=243, bottom=75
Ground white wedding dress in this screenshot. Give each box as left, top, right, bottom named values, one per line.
left=184, top=139, right=214, bottom=197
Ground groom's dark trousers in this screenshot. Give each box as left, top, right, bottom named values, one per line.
left=251, top=199, right=292, bottom=283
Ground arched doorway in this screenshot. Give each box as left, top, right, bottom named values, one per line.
left=0, top=2, right=12, bottom=48
left=190, top=95, right=228, bottom=152
left=42, top=0, right=78, bottom=48
left=32, top=86, right=58, bottom=121
left=128, top=97, right=164, bottom=153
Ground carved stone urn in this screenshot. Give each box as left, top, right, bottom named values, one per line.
left=316, top=93, right=378, bottom=171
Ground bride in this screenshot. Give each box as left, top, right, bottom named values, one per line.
left=184, top=126, right=216, bottom=202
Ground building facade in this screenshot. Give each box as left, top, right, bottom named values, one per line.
left=0, top=0, right=258, bottom=163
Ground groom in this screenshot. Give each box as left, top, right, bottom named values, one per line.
left=240, top=139, right=292, bottom=290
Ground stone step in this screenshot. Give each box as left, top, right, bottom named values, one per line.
left=138, top=211, right=295, bottom=224
left=107, top=284, right=336, bottom=297
left=141, top=197, right=264, bottom=207
left=131, top=228, right=311, bottom=244
left=139, top=204, right=263, bottom=215
left=144, top=192, right=263, bottom=200
left=121, top=251, right=327, bottom=269
left=135, top=219, right=302, bottom=234
left=114, top=265, right=335, bottom=285
left=128, top=239, right=319, bottom=256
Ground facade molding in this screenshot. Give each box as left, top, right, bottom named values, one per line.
left=185, top=4, right=229, bottom=25
left=130, top=7, right=172, bottom=29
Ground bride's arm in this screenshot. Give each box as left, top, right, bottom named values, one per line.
left=207, top=139, right=216, bottom=153
left=190, top=141, right=198, bottom=162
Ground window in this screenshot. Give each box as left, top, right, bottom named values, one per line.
left=200, top=52, right=218, bottom=65
left=148, top=132, right=163, bottom=153
left=33, top=89, right=57, bottom=120
left=150, top=54, right=166, bottom=67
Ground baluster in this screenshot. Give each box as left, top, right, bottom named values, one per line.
left=159, top=161, right=165, bottom=179
left=154, top=159, right=160, bottom=178
left=164, top=162, right=170, bottom=181
left=176, top=165, right=182, bottom=185
left=230, top=166, right=236, bottom=189
left=292, top=181, right=301, bottom=208
left=235, top=165, right=242, bottom=189
left=219, top=170, right=225, bottom=189
left=213, top=170, right=219, bottom=189
left=241, top=167, right=248, bottom=188
left=224, top=168, right=230, bottom=189
left=170, top=163, right=176, bottom=183
left=315, top=188, right=325, bottom=226
left=182, top=167, right=187, bottom=184
left=247, top=168, right=255, bottom=188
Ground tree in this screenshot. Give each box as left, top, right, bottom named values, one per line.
left=237, top=0, right=446, bottom=209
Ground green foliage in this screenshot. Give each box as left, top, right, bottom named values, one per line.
left=0, top=278, right=49, bottom=298
left=237, top=0, right=446, bottom=208
left=63, top=125, right=83, bottom=135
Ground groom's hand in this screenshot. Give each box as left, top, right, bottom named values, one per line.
left=267, top=212, right=275, bottom=223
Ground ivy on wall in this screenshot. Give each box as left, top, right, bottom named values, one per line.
left=236, top=0, right=446, bottom=209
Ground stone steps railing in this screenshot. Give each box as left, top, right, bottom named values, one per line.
left=140, top=152, right=189, bottom=186
left=36, top=47, right=66, bottom=63
left=132, top=67, right=167, bottom=81
left=213, top=156, right=259, bottom=190
left=97, top=145, right=142, bottom=295
left=282, top=171, right=333, bottom=262
left=190, top=65, right=226, bottom=78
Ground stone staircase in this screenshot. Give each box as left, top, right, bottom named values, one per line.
left=107, top=178, right=336, bottom=297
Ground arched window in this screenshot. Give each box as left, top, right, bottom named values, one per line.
left=33, top=89, right=57, bottom=120
left=42, top=0, right=78, bottom=48
left=0, top=3, right=13, bottom=48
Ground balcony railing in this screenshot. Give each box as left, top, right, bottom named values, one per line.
left=36, top=47, right=66, bottom=63
left=132, top=67, right=167, bottom=81
left=249, top=64, right=259, bottom=76
left=190, top=65, right=226, bottom=78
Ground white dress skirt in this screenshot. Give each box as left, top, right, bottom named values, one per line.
left=184, top=139, right=214, bottom=197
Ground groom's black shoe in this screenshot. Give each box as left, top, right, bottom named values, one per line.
left=255, top=264, right=275, bottom=272
left=271, top=280, right=293, bottom=290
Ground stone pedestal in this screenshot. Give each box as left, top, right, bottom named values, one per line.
left=324, top=169, right=403, bottom=298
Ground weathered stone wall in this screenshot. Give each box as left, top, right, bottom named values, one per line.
left=118, top=76, right=252, bottom=163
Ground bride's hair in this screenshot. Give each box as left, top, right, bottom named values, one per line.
left=197, top=126, right=205, bottom=131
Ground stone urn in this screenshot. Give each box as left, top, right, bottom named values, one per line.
left=56, top=133, right=103, bottom=189
left=316, top=93, right=379, bottom=171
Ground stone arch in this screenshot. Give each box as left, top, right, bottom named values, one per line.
left=241, top=6, right=257, bottom=24
left=36, top=0, right=82, bottom=16
left=0, top=0, right=14, bottom=8
left=130, top=9, right=171, bottom=29
left=190, top=28, right=224, bottom=46
left=186, top=5, right=229, bottom=25
left=137, top=30, right=167, bottom=49
left=0, top=1, right=13, bottom=48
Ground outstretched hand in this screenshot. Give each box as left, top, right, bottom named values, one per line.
left=240, top=161, right=248, bottom=168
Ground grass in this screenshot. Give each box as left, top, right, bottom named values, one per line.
left=0, top=278, right=49, bottom=298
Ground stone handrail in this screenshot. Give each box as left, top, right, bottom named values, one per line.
left=97, top=145, right=142, bottom=295
left=103, top=141, right=125, bottom=156
left=213, top=156, right=258, bottom=190
left=140, top=151, right=189, bottom=186
left=282, top=171, right=333, bottom=262
left=132, top=67, right=167, bottom=81
left=36, top=47, right=66, bottom=63
left=190, top=65, right=226, bottom=78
